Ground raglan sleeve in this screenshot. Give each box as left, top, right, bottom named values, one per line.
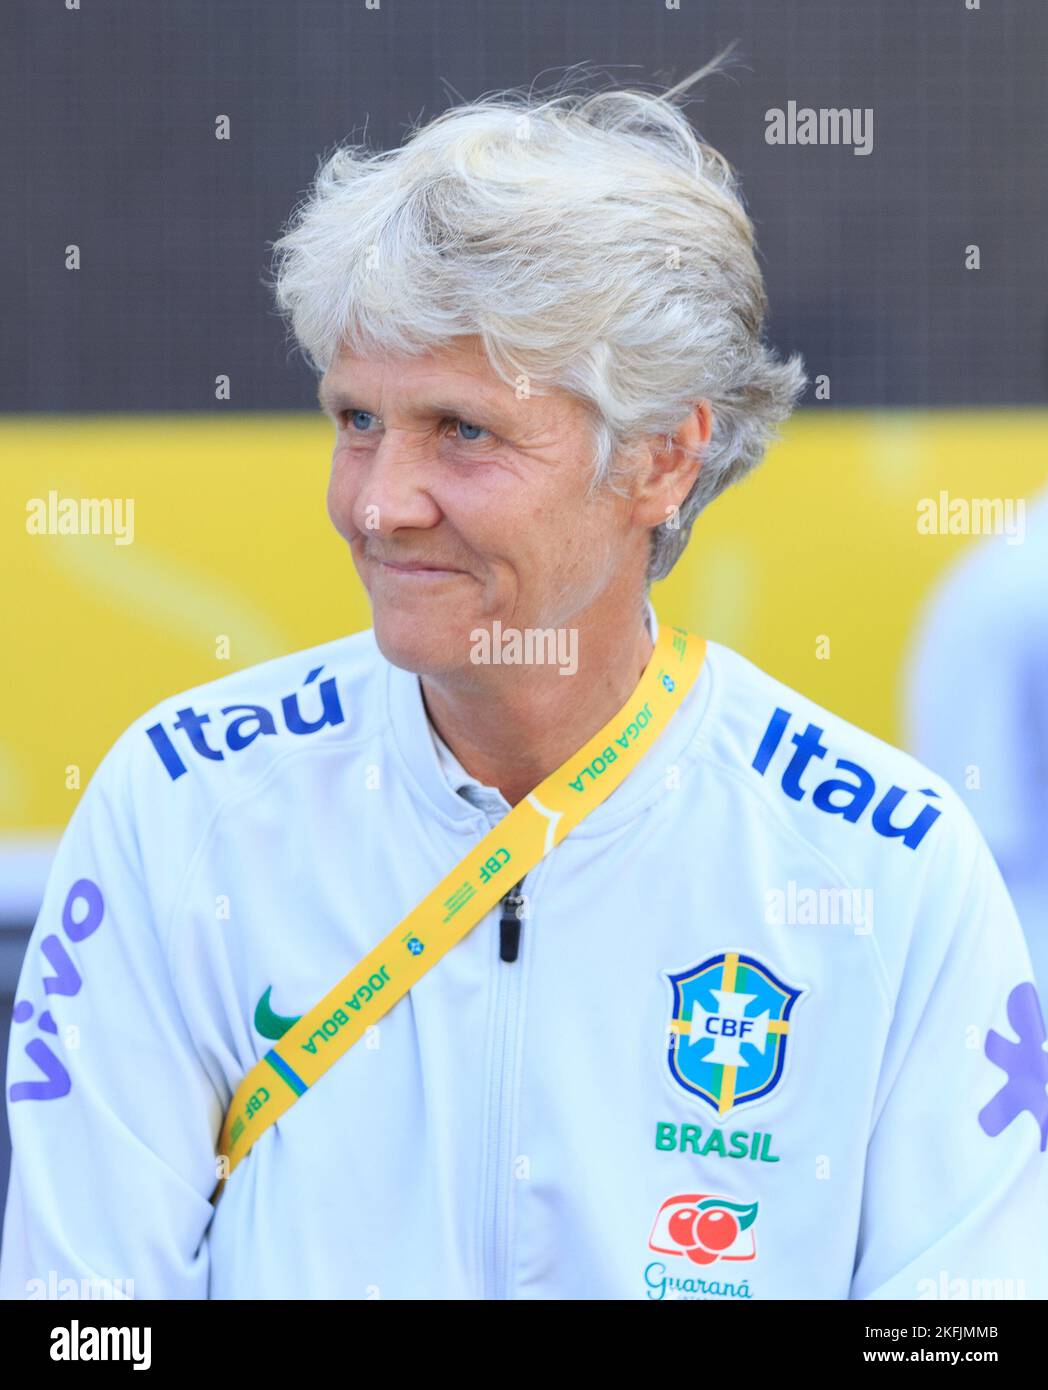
left=0, top=727, right=222, bottom=1300
left=849, top=804, right=1048, bottom=1299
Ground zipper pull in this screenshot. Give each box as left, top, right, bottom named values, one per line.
left=499, top=878, right=527, bottom=963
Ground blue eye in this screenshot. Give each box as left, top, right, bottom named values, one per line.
left=455, top=420, right=488, bottom=442
left=338, top=410, right=491, bottom=445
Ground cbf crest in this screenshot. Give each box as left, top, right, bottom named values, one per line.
left=664, top=951, right=803, bottom=1116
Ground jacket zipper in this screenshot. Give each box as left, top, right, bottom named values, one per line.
left=484, top=874, right=528, bottom=1298
left=499, top=878, right=527, bottom=962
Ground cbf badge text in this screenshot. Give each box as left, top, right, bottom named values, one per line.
left=664, top=951, right=803, bottom=1116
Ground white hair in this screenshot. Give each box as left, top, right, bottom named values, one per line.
left=270, top=57, right=807, bottom=584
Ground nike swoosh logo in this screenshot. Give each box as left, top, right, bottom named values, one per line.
left=254, top=986, right=302, bottom=1041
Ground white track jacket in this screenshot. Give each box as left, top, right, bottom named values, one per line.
left=3, top=605, right=1046, bottom=1301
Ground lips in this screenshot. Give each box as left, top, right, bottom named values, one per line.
left=377, top=559, right=462, bottom=574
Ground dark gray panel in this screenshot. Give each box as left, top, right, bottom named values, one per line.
left=1, top=0, right=1045, bottom=412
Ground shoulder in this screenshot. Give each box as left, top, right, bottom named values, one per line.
left=45, top=629, right=388, bottom=955
left=95, top=626, right=386, bottom=810
left=698, top=639, right=984, bottom=881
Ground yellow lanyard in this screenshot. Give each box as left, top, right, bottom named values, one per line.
left=213, top=621, right=706, bottom=1198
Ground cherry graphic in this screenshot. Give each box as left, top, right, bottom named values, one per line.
left=666, top=1203, right=740, bottom=1265
left=667, top=1206, right=701, bottom=1247
left=695, top=1208, right=738, bottom=1252
left=685, top=1244, right=719, bottom=1266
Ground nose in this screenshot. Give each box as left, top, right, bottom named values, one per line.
left=343, top=428, right=443, bottom=539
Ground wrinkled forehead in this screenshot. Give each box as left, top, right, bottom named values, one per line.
left=317, top=337, right=571, bottom=431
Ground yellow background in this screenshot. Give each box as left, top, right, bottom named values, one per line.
left=2, top=410, right=1045, bottom=832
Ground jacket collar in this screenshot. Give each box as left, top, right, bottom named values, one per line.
left=427, top=709, right=511, bottom=817
left=425, top=602, right=661, bottom=814
left=385, top=599, right=713, bottom=835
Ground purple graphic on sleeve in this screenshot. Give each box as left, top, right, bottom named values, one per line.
left=978, top=982, right=1048, bottom=1152
left=9, top=876, right=104, bottom=1104
left=62, top=878, right=104, bottom=943
left=40, top=935, right=82, bottom=996
left=9, top=1039, right=72, bottom=1102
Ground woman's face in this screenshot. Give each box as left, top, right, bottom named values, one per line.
left=320, top=335, right=664, bottom=677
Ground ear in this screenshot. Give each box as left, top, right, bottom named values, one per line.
left=629, top=401, right=713, bottom=530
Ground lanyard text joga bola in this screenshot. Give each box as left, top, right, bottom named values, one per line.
left=213, top=620, right=706, bottom=1200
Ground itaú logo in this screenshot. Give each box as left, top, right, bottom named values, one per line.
left=648, top=1193, right=759, bottom=1266
left=145, top=666, right=346, bottom=782
left=752, top=707, right=942, bottom=850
